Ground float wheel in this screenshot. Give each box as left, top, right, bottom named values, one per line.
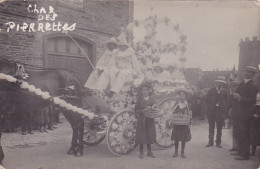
left=106, top=109, right=137, bottom=156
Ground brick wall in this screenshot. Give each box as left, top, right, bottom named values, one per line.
left=0, top=0, right=132, bottom=66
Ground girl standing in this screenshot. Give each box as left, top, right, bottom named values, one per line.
left=171, top=90, right=192, bottom=158
left=135, top=82, right=156, bottom=159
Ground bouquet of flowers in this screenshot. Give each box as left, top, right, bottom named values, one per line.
left=143, top=104, right=161, bottom=119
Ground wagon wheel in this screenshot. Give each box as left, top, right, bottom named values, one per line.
left=83, top=117, right=106, bottom=146
left=155, top=97, right=176, bottom=148
left=106, top=109, right=137, bottom=156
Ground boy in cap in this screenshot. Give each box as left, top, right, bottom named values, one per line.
left=206, top=76, right=228, bottom=148
left=231, top=66, right=258, bottom=160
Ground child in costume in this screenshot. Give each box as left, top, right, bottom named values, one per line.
left=171, top=90, right=192, bottom=158
left=84, top=37, right=118, bottom=91
left=85, top=29, right=144, bottom=97
left=105, top=32, right=144, bottom=96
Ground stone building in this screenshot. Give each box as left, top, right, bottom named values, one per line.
left=238, top=36, right=260, bottom=80
left=0, top=0, right=133, bottom=84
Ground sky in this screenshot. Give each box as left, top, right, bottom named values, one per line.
left=134, top=1, right=260, bottom=71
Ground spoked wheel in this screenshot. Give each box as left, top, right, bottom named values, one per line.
left=154, top=97, right=176, bottom=148
left=106, top=109, right=137, bottom=156
left=83, top=117, right=106, bottom=146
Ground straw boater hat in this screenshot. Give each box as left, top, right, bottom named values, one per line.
left=244, top=66, right=258, bottom=73
left=215, top=76, right=227, bottom=84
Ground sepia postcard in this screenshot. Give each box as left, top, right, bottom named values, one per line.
left=0, top=0, right=260, bottom=169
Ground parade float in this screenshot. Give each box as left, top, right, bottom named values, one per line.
left=103, top=14, right=192, bottom=155
left=0, top=14, right=191, bottom=157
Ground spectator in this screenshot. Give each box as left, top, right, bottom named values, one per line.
left=2, top=105, right=15, bottom=133
left=206, top=76, right=228, bottom=148
left=231, top=66, right=258, bottom=160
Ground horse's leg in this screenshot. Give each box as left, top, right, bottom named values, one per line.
left=20, top=109, right=27, bottom=135
left=62, top=111, right=77, bottom=155
left=75, top=117, right=84, bottom=157
left=27, top=111, right=33, bottom=134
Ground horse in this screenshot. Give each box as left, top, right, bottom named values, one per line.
left=0, top=58, right=87, bottom=157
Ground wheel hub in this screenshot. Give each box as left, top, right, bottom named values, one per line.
left=123, top=126, right=134, bottom=139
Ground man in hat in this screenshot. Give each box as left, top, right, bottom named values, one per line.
left=206, top=76, right=228, bottom=148
left=231, top=66, right=258, bottom=160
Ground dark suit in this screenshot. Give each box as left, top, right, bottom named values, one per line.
left=0, top=133, right=3, bottom=165
left=232, top=79, right=257, bottom=159
left=0, top=107, right=4, bottom=165
left=206, top=86, right=228, bottom=145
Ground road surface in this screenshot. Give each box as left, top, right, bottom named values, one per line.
left=1, top=117, right=260, bottom=169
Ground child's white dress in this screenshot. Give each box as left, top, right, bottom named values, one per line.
left=85, top=47, right=144, bottom=94
left=110, top=48, right=144, bottom=93
left=84, top=49, right=116, bottom=90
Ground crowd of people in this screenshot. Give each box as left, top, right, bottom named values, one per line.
left=0, top=103, right=62, bottom=135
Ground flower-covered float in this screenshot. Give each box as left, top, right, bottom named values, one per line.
left=0, top=12, right=191, bottom=157
left=103, top=13, right=192, bottom=155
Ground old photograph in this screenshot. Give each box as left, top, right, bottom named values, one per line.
left=0, top=0, right=260, bottom=168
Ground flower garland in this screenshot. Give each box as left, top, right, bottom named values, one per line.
left=0, top=73, right=96, bottom=119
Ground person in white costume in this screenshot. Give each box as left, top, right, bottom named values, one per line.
left=85, top=30, right=144, bottom=97
left=105, top=32, right=144, bottom=97
left=84, top=37, right=118, bottom=91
